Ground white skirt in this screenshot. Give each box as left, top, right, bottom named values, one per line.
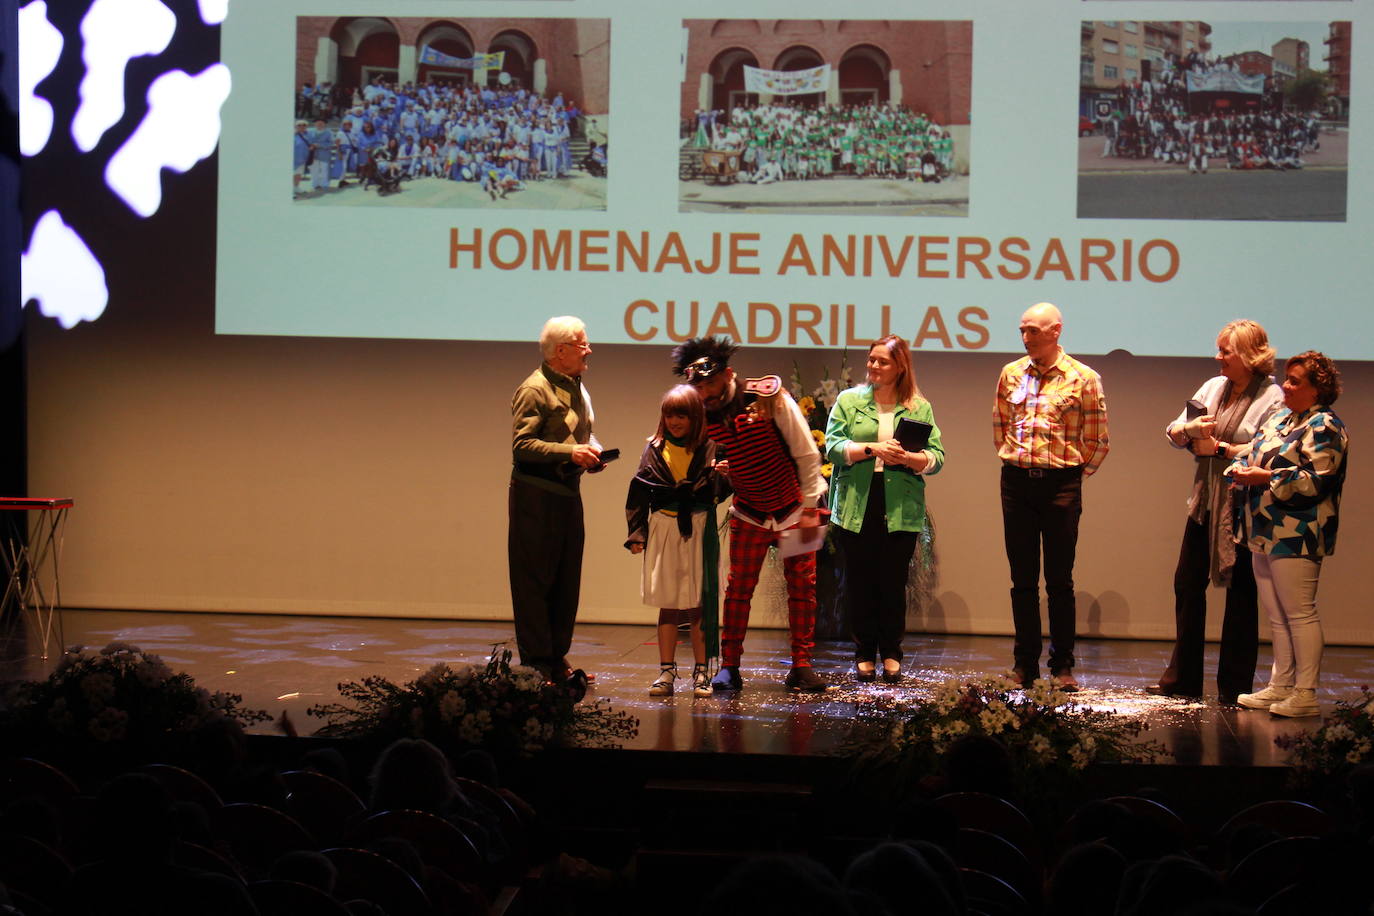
left=641, top=510, right=707, bottom=609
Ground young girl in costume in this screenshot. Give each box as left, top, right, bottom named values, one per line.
left=625, top=385, right=729, bottom=697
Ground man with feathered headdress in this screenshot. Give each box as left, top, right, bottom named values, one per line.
left=672, top=337, right=831, bottom=693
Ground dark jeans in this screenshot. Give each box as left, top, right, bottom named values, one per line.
left=835, top=472, right=919, bottom=663
left=508, top=477, right=584, bottom=674
left=1000, top=465, right=1083, bottom=675
left=1157, top=515, right=1258, bottom=697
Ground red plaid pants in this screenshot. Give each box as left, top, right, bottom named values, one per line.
left=721, top=516, right=817, bottom=667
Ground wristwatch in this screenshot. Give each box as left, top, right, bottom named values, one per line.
left=1213, top=443, right=1227, bottom=459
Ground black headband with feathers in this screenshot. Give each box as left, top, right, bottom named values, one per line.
left=671, top=336, right=739, bottom=375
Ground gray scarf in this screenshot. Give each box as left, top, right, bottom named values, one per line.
left=1188, top=375, right=1262, bottom=586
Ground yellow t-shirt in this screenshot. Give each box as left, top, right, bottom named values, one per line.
left=658, top=439, right=693, bottom=516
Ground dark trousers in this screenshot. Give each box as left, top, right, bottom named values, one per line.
left=1157, top=515, right=1258, bottom=697
left=835, top=472, right=919, bottom=662
left=508, top=477, right=584, bottom=674
left=1001, top=465, right=1083, bottom=674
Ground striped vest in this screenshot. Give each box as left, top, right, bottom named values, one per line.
left=707, top=405, right=801, bottom=525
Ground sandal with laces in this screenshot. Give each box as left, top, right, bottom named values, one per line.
left=692, top=663, right=712, bottom=697
left=649, top=663, right=677, bottom=697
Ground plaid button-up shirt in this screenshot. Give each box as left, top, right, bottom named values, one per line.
left=993, top=349, right=1109, bottom=476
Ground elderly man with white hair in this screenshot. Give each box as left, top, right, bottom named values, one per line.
left=993, top=303, right=1109, bottom=692
left=509, top=316, right=603, bottom=686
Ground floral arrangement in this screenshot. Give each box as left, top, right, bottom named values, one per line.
left=1276, top=686, right=1374, bottom=780
left=848, top=675, right=1166, bottom=788
left=0, top=642, right=271, bottom=755
left=308, top=645, right=639, bottom=758
left=790, top=355, right=855, bottom=479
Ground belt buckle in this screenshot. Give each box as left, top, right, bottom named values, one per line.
left=1027, top=468, right=1045, bottom=478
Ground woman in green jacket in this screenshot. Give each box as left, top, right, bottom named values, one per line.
left=825, top=335, right=945, bottom=684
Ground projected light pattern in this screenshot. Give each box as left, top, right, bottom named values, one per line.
left=73, top=0, right=177, bottom=153
left=18, top=2, right=61, bottom=156
left=198, top=0, right=227, bottom=25
left=20, top=0, right=227, bottom=329
left=21, top=212, right=110, bottom=329
left=106, top=64, right=232, bottom=217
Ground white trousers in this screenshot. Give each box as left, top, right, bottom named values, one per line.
left=1252, top=552, right=1323, bottom=690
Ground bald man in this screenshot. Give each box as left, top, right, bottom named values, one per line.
left=992, top=303, right=1109, bottom=691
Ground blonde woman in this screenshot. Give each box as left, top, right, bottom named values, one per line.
left=1148, top=320, right=1283, bottom=704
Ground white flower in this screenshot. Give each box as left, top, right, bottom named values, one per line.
left=46, top=697, right=75, bottom=734
left=1068, top=742, right=1094, bottom=769
left=1025, top=679, right=1069, bottom=708
left=1028, top=734, right=1055, bottom=761
left=929, top=725, right=950, bottom=753
left=1325, top=724, right=1356, bottom=743
left=87, top=707, right=129, bottom=742
left=932, top=683, right=962, bottom=715
left=416, top=663, right=450, bottom=692
left=458, top=716, right=479, bottom=743
left=80, top=672, right=116, bottom=707
left=818, top=378, right=840, bottom=409
left=946, top=719, right=970, bottom=737
left=978, top=700, right=1021, bottom=735
left=510, top=666, right=544, bottom=693
left=450, top=663, right=477, bottom=686
left=988, top=674, right=1022, bottom=693
left=134, top=657, right=172, bottom=687
left=438, top=690, right=465, bottom=723
left=1348, top=749, right=1367, bottom=764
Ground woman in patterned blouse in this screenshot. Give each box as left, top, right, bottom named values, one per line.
left=1229, top=352, right=1348, bottom=718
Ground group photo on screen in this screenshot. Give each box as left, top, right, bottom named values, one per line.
left=677, top=19, right=972, bottom=218
left=1077, top=19, right=1351, bottom=221
left=291, top=16, right=609, bottom=211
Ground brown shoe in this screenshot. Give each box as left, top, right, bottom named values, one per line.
left=1051, top=669, right=1080, bottom=693
left=1010, top=666, right=1037, bottom=688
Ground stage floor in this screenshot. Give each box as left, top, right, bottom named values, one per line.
left=5, top=609, right=1372, bottom=769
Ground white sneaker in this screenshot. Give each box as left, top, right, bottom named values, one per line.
left=1269, top=689, right=1319, bottom=718
left=1237, top=684, right=1294, bottom=709
left=649, top=664, right=677, bottom=697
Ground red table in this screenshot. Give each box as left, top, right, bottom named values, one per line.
left=1, top=498, right=73, bottom=659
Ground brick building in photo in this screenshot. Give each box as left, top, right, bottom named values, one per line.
left=295, top=16, right=609, bottom=115
left=1080, top=20, right=1212, bottom=94
left=1324, top=21, right=1352, bottom=119
left=681, top=19, right=972, bottom=171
